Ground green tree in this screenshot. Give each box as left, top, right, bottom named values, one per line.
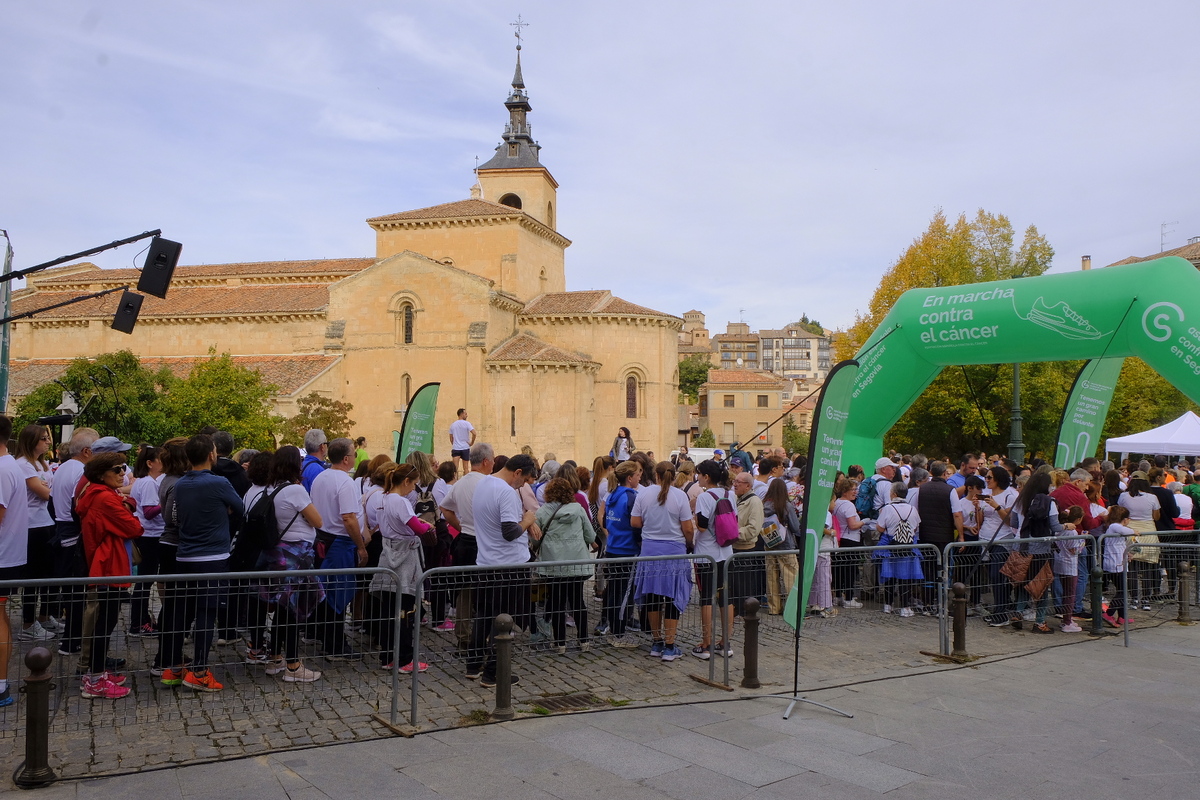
left=1102, top=358, right=1199, bottom=448
left=781, top=414, right=809, bottom=456
left=159, top=352, right=281, bottom=450
left=13, top=350, right=177, bottom=446
left=693, top=427, right=716, bottom=447
left=678, top=355, right=712, bottom=403
left=279, top=392, right=356, bottom=446
left=838, top=209, right=1072, bottom=459
left=794, top=314, right=824, bottom=336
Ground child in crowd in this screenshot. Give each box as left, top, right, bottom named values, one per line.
left=1102, top=505, right=1134, bottom=627
left=1054, top=505, right=1085, bottom=632
left=808, top=512, right=835, bottom=617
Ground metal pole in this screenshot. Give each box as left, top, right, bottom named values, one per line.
left=1123, top=557, right=1129, bottom=647
left=0, top=232, right=12, bottom=413
left=1177, top=561, right=1193, bottom=625
left=1008, top=363, right=1025, bottom=463
left=740, top=597, right=761, bottom=689
left=15, top=646, right=56, bottom=788
left=940, top=546, right=950, bottom=655
left=1089, top=564, right=1105, bottom=636
left=409, top=576, right=425, bottom=726
left=951, top=582, right=969, bottom=658
left=491, top=613, right=515, bottom=721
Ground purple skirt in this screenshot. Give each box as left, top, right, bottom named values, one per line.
left=633, top=539, right=693, bottom=614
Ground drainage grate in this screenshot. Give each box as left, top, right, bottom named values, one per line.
left=535, top=693, right=603, bottom=712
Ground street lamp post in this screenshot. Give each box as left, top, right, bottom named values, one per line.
left=1007, top=363, right=1025, bottom=463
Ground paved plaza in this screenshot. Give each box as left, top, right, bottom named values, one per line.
left=12, top=616, right=1200, bottom=799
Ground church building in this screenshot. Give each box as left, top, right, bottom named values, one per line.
left=10, top=48, right=682, bottom=462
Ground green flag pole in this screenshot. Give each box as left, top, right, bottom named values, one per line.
left=396, top=382, right=440, bottom=463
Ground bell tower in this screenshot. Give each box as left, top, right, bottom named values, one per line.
left=475, top=27, right=560, bottom=231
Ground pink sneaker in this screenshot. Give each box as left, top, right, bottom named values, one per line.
left=399, top=661, right=429, bottom=674
left=1060, top=622, right=1083, bottom=633
left=434, top=620, right=456, bottom=632
left=82, top=675, right=130, bottom=700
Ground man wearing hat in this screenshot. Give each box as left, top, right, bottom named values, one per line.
left=713, top=449, right=726, bottom=463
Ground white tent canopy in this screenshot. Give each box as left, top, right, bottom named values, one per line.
left=1105, top=410, right=1200, bottom=457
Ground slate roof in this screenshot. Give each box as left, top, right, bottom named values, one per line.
left=9, top=354, right=339, bottom=398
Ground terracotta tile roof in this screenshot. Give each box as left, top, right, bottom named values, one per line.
left=11, top=285, right=329, bottom=319
left=521, top=291, right=679, bottom=320
left=367, top=199, right=525, bottom=223
left=9, top=354, right=339, bottom=398
left=1106, top=240, right=1200, bottom=268
left=33, top=258, right=374, bottom=286
left=486, top=332, right=596, bottom=365
left=714, top=334, right=760, bottom=343
left=703, top=369, right=784, bottom=386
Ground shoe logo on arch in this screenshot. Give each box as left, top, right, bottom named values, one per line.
left=1025, top=297, right=1103, bottom=340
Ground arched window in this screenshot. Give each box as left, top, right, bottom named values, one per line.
left=402, top=304, right=414, bottom=344
left=626, top=376, right=638, bottom=419
left=403, top=374, right=412, bottom=407
left=498, top=193, right=522, bottom=209
left=546, top=201, right=554, bottom=228
left=510, top=406, right=516, bottom=437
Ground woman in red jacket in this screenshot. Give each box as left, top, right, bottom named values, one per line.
left=78, top=451, right=142, bottom=700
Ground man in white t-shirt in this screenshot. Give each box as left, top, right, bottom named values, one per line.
left=448, top=409, right=477, bottom=475
left=467, top=453, right=537, bottom=687
left=0, top=416, right=31, bottom=706
left=440, top=443, right=495, bottom=649
left=50, top=427, right=99, bottom=656
left=309, top=438, right=367, bottom=660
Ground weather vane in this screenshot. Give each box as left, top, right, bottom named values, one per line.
left=511, top=15, right=528, bottom=49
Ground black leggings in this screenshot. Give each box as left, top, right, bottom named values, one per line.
left=88, top=586, right=123, bottom=675
left=832, top=540, right=863, bottom=599
left=376, top=592, right=416, bottom=668
left=602, top=559, right=635, bottom=634
left=129, top=536, right=161, bottom=629
left=544, top=576, right=588, bottom=645
left=23, top=525, right=59, bottom=624
left=642, top=592, right=680, bottom=621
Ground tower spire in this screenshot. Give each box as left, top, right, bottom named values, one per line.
left=478, top=16, right=543, bottom=171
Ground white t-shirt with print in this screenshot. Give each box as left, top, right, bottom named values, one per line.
left=630, top=484, right=692, bottom=544
left=449, top=419, right=475, bottom=451
left=19, top=458, right=53, bottom=528
left=310, top=468, right=362, bottom=537
left=693, top=488, right=733, bottom=562
left=0, top=454, right=31, bottom=568
left=472, top=475, right=528, bottom=566
left=380, top=493, right=421, bottom=540
left=132, top=473, right=165, bottom=537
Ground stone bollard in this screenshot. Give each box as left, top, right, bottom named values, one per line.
left=1089, top=565, right=1106, bottom=636
left=15, top=646, right=56, bottom=788
left=740, top=597, right=761, bottom=689
left=1177, top=563, right=1194, bottom=625
left=951, top=582, right=968, bottom=658
left=491, top=613, right=516, bottom=721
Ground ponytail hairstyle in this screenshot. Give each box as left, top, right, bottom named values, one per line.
left=613, top=459, right=640, bottom=490
left=370, top=459, right=398, bottom=487
left=655, top=460, right=676, bottom=505
left=385, top=463, right=418, bottom=494
left=674, top=461, right=696, bottom=487
left=588, top=455, right=615, bottom=506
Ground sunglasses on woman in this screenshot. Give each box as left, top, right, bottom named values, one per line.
left=109, top=464, right=127, bottom=474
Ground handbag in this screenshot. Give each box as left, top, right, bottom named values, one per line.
left=1024, top=561, right=1054, bottom=600
left=313, top=528, right=337, bottom=567
left=1000, top=550, right=1032, bottom=584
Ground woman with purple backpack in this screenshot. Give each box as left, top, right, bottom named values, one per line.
left=691, top=459, right=735, bottom=659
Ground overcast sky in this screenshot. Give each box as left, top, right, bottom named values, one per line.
left=4, top=1, right=1198, bottom=335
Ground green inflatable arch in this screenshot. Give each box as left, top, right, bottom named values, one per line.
left=843, top=256, right=1200, bottom=468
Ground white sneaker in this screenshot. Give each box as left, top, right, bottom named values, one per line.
left=43, top=617, right=65, bottom=633
left=18, top=621, right=55, bottom=641
left=843, top=599, right=864, bottom=609
left=283, top=663, right=322, bottom=683
left=882, top=604, right=893, bottom=614
left=899, top=607, right=915, bottom=618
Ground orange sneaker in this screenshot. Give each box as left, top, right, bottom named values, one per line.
left=160, top=667, right=185, bottom=687
left=183, top=669, right=224, bottom=692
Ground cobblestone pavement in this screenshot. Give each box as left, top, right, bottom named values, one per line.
left=1, top=588, right=1189, bottom=780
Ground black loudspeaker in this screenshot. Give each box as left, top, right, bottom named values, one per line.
left=111, top=289, right=144, bottom=334
left=136, top=236, right=182, bottom=298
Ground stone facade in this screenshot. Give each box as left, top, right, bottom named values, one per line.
left=697, top=369, right=789, bottom=449
left=9, top=54, right=681, bottom=464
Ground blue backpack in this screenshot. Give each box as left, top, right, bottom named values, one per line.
left=854, top=477, right=879, bottom=520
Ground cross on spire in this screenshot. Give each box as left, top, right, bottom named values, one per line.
left=510, top=15, right=528, bottom=49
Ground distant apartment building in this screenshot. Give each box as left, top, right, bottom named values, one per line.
left=679, top=309, right=714, bottom=362
left=759, top=324, right=832, bottom=381
left=712, top=322, right=760, bottom=370
left=697, top=368, right=787, bottom=448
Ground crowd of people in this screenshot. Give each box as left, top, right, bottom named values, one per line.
left=0, top=412, right=1195, bottom=707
